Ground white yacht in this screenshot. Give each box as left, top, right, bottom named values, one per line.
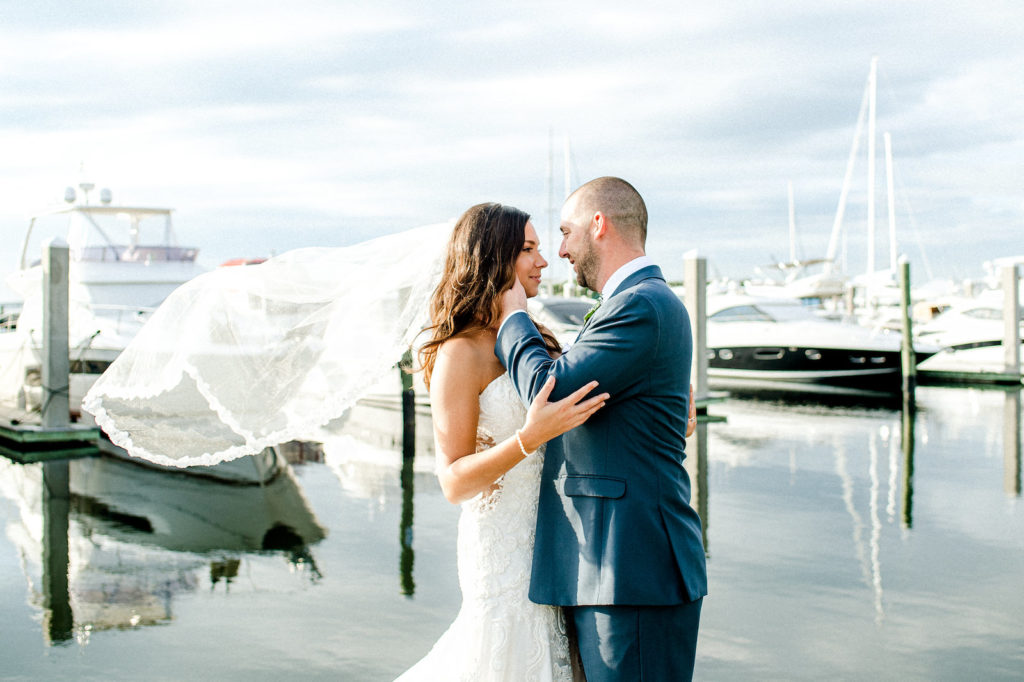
left=0, top=182, right=285, bottom=483
left=1, top=182, right=206, bottom=410
left=916, top=291, right=1024, bottom=376
left=706, top=294, right=937, bottom=391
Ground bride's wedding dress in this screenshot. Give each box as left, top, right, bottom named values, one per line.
left=397, top=374, right=572, bottom=682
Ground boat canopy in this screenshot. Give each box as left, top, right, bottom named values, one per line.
left=21, top=205, right=197, bottom=268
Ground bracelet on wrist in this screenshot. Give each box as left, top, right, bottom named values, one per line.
left=515, top=429, right=536, bottom=458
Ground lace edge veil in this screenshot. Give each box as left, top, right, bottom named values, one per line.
left=82, top=221, right=453, bottom=467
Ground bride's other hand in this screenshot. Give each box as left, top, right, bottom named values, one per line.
left=518, top=377, right=609, bottom=451
left=686, top=384, right=696, bottom=438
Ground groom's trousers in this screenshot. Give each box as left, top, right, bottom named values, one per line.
left=568, top=599, right=702, bottom=682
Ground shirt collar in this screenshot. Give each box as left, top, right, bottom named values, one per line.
left=600, top=255, right=655, bottom=298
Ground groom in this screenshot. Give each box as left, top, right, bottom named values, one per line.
left=497, top=177, right=707, bottom=680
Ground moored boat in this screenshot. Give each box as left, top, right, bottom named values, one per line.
left=0, top=181, right=206, bottom=412
left=916, top=290, right=1024, bottom=377
left=706, top=294, right=937, bottom=390
left=0, top=181, right=287, bottom=483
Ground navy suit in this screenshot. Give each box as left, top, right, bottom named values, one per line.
left=496, top=265, right=707, bottom=680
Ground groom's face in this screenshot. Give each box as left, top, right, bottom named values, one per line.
left=559, top=196, right=600, bottom=291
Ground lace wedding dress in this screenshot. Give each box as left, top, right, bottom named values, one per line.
left=396, top=374, right=572, bottom=682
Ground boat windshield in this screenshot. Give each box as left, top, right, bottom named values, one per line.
left=711, top=302, right=820, bottom=323
left=962, top=307, right=1002, bottom=320
left=710, top=305, right=773, bottom=322
left=22, top=207, right=198, bottom=267
left=758, top=302, right=821, bottom=322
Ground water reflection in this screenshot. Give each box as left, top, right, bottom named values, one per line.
left=711, top=389, right=909, bottom=624
left=901, top=393, right=915, bottom=528
left=685, top=419, right=710, bottom=556
left=1004, top=389, right=1021, bottom=497
left=320, top=389, right=438, bottom=597
left=0, top=453, right=326, bottom=645
left=706, top=385, right=1022, bottom=639
left=400, top=373, right=417, bottom=596
left=42, top=461, right=72, bottom=644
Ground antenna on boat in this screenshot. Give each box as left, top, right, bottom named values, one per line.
left=76, top=162, right=94, bottom=205
left=78, top=181, right=95, bottom=205
left=788, top=181, right=797, bottom=263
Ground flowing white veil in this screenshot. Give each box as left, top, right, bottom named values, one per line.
left=82, top=221, right=453, bottom=468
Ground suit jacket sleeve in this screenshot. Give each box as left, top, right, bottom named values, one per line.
left=496, top=292, right=663, bottom=405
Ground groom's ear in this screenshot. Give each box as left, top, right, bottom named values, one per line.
left=591, top=211, right=608, bottom=239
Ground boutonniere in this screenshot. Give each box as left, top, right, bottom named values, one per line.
left=583, top=296, right=603, bottom=322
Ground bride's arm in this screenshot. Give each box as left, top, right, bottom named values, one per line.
left=431, top=337, right=606, bottom=505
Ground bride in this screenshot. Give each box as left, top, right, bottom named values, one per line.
left=397, top=203, right=608, bottom=681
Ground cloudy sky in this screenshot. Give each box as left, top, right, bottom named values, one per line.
left=1, top=0, right=1021, bottom=297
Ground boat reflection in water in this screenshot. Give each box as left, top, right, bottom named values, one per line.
left=318, top=384, right=439, bottom=597
left=0, top=453, right=326, bottom=645
left=700, top=384, right=1022, bottom=679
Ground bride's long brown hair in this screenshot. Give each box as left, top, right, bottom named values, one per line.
left=419, top=202, right=559, bottom=387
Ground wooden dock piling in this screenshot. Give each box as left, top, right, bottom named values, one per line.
left=0, top=240, right=99, bottom=463
left=42, top=239, right=71, bottom=430
left=1002, top=264, right=1021, bottom=376
left=899, top=257, right=916, bottom=395
left=684, top=253, right=708, bottom=408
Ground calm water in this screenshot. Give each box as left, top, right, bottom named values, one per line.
left=1, top=385, right=1022, bottom=681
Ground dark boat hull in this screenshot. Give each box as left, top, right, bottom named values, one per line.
left=708, top=345, right=934, bottom=390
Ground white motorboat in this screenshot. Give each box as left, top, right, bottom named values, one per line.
left=0, top=181, right=286, bottom=483
left=1, top=181, right=206, bottom=411
left=706, top=294, right=937, bottom=391
left=916, top=291, right=1024, bottom=376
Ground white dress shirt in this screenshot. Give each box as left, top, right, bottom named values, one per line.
left=601, top=255, right=655, bottom=299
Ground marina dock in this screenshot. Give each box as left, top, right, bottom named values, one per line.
left=0, top=239, right=99, bottom=464
left=0, top=407, right=99, bottom=463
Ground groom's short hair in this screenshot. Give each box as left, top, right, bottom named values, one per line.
left=571, top=176, right=648, bottom=247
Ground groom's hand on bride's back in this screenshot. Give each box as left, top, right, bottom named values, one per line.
left=518, top=376, right=609, bottom=452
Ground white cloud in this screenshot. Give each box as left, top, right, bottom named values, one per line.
left=0, top=0, right=1022, bottom=292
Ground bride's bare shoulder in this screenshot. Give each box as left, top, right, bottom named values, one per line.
left=434, top=331, right=502, bottom=391
left=436, top=331, right=491, bottom=360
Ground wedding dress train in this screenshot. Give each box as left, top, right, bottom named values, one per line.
left=396, top=374, right=572, bottom=682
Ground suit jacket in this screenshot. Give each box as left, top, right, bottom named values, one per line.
left=496, top=265, right=707, bottom=606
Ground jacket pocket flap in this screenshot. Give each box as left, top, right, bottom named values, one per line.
left=563, top=475, right=626, bottom=499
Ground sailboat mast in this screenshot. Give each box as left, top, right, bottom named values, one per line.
left=563, top=135, right=572, bottom=199
left=546, top=128, right=556, bottom=284
left=866, top=56, right=878, bottom=280
left=788, top=181, right=797, bottom=263
left=825, top=70, right=871, bottom=274
left=884, top=132, right=898, bottom=272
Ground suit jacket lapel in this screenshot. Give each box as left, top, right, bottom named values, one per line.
left=573, top=265, right=665, bottom=341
